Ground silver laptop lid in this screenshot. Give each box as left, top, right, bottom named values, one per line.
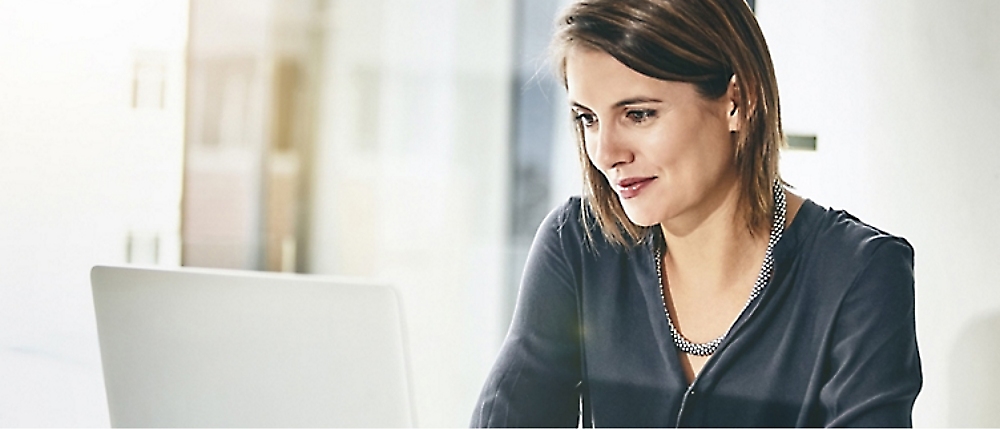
left=91, top=265, right=414, bottom=428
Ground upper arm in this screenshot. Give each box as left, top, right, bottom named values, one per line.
left=471, top=203, right=583, bottom=428
left=821, top=238, right=922, bottom=427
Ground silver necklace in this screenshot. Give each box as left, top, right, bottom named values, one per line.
left=654, top=182, right=787, bottom=356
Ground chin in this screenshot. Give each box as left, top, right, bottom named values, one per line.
left=620, top=203, right=660, bottom=228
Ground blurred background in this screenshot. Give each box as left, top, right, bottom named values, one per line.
left=1, top=0, right=998, bottom=426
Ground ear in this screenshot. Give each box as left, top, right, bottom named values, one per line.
left=727, top=75, right=740, bottom=132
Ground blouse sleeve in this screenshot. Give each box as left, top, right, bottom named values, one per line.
left=470, top=203, right=583, bottom=428
left=821, top=237, right=923, bottom=427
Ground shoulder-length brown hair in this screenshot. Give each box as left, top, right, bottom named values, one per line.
left=551, top=0, right=784, bottom=246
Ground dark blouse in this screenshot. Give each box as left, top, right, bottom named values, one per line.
left=471, top=197, right=922, bottom=427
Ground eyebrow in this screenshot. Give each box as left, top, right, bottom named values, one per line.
left=571, top=97, right=664, bottom=110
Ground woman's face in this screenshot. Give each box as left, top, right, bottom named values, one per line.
left=565, top=47, right=740, bottom=228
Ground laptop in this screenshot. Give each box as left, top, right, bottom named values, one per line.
left=90, top=265, right=415, bottom=428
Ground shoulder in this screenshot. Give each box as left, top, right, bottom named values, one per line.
left=530, top=197, right=584, bottom=254
left=804, top=201, right=913, bottom=268
left=790, top=200, right=914, bottom=300
left=534, top=197, right=594, bottom=251
left=791, top=203, right=922, bottom=427
left=526, top=197, right=639, bottom=288
left=538, top=196, right=584, bottom=236
left=535, top=196, right=635, bottom=258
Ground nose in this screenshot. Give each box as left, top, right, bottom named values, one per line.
left=586, top=122, right=633, bottom=172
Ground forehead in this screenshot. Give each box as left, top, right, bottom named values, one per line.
left=565, top=47, right=695, bottom=110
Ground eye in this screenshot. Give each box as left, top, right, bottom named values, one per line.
left=574, top=111, right=598, bottom=128
left=626, top=109, right=657, bottom=124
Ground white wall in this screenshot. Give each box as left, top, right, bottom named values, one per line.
left=0, top=0, right=187, bottom=425
left=756, top=1, right=1000, bottom=426
left=308, top=0, right=516, bottom=426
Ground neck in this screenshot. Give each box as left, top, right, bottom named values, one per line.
left=659, top=183, right=768, bottom=293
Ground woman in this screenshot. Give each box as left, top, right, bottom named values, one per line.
left=471, top=0, right=921, bottom=427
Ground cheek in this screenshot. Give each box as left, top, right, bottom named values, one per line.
left=640, top=129, right=684, bottom=166
left=700, top=126, right=737, bottom=165
left=581, top=134, right=603, bottom=173
left=655, top=118, right=731, bottom=168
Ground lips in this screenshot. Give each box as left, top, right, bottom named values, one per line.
left=615, top=176, right=656, bottom=199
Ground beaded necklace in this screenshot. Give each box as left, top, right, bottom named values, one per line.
left=654, top=182, right=787, bottom=356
